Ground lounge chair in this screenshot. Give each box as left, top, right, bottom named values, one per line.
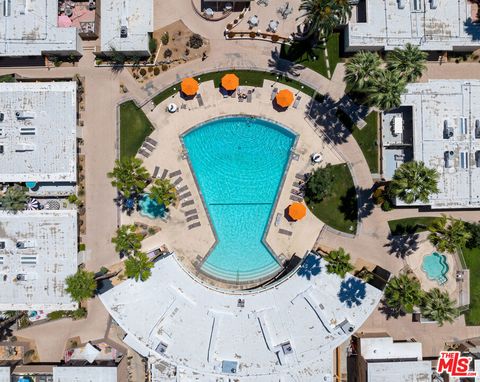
left=188, top=222, right=201, bottom=230
left=181, top=199, right=195, bottom=208
left=186, top=214, right=199, bottom=222
left=278, top=228, right=293, bottom=236
left=145, top=137, right=158, bottom=146
left=274, top=212, right=282, bottom=226
left=172, top=177, right=183, bottom=186
left=290, top=194, right=303, bottom=202
left=160, top=169, right=169, bottom=179
left=271, top=87, right=278, bottom=101
left=152, top=166, right=160, bottom=178
left=138, top=149, right=150, bottom=158
left=178, top=192, right=192, bottom=200
left=247, top=90, right=253, bottom=103
left=184, top=208, right=197, bottom=216
left=176, top=185, right=188, bottom=193
left=196, top=94, right=204, bottom=107
left=293, top=96, right=301, bottom=109
left=295, top=173, right=304, bottom=180
left=169, top=170, right=182, bottom=178
left=143, top=142, right=155, bottom=152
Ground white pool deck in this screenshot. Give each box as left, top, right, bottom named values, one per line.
left=125, top=80, right=343, bottom=287
left=100, top=253, right=382, bottom=380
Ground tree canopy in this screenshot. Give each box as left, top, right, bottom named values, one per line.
left=324, top=247, right=354, bottom=278
left=65, top=269, right=97, bottom=303
left=149, top=179, right=176, bottom=206
left=428, top=215, right=472, bottom=253
left=305, top=164, right=335, bottom=203
left=386, top=43, right=428, bottom=83
left=384, top=273, right=423, bottom=314
left=0, top=184, right=28, bottom=213
left=421, top=288, right=458, bottom=326
left=107, top=157, right=150, bottom=198
left=111, top=224, right=144, bottom=256
left=125, top=252, right=154, bottom=282
left=298, top=0, right=351, bottom=40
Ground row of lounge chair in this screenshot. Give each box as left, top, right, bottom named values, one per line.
left=290, top=173, right=306, bottom=202
left=168, top=170, right=201, bottom=230
left=138, top=136, right=158, bottom=158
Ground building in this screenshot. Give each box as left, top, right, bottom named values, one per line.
left=53, top=366, right=117, bottom=382
left=99, top=0, right=153, bottom=56
left=346, top=0, right=480, bottom=52
left=0, top=367, right=8, bottom=382
left=0, top=0, right=81, bottom=57
left=100, top=253, right=382, bottom=381
left=0, top=81, right=77, bottom=195
left=0, top=210, right=78, bottom=311
left=382, top=80, right=480, bottom=209
left=349, top=335, right=433, bottom=382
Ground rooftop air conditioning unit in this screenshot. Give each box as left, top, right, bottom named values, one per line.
left=476, top=151, right=480, bottom=168
left=16, top=274, right=26, bottom=281
left=120, top=26, right=128, bottom=38
left=281, top=342, right=294, bottom=355
left=155, top=342, right=168, bottom=354
left=444, top=151, right=454, bottom=168
left=476, top=120, right=480, bottom=139
left=443, top=120, right=454, bottom=139
left=339, top=319, right=355, bottom=334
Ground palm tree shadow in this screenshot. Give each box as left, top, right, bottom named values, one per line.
left=297, top=253, right=322, bottom=280
left=268, top=46, right=305, bottom=77
left=464, top=18, right=480, bottom=41
left=378, top=299, right=407, bottom=320
left=384, top=232, right=419, bottom=258
left=338, top=277, right=367, bottom=308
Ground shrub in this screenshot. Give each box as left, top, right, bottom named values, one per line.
left=185, top=48, right=190, bottom=56
left=78, top=243, right=86, bottom=251
left=189, top=34, right=204, bottom=49
left=239, top=13, right=244, bottom=19
left=381, top=199, right=393, bottom=211
left=271, top=35, right=279, bottom=42
left=153, top=67, right=160, bottom=75
left=149, top=37, right=158, bottom=54
left=305, top=165, right=335, bottom=203
left=466, top=222, right=480, bottom=249
left=72, top=307, right=87, bottom=320
left=139, top=68, right=147, bottom=76
left=47, top=311, right=67, bottom=320
left=249, top=32, right=256, bottom=38
left=100, top=266, right=109, bottom=275
left=372, top=188, right=385, bottom=205
left=148, top=66, right=153, bottom=73
left=226, top=24, right=233, bottom=30
left=161, top=32, right=169, bottom=45
left=228, top=32, right=235, bottom=38
left=68, top=194, right=78, bottom=203
left=162, top=64, right=168, bottom=71
left=164, top=49, right=172, bottom=59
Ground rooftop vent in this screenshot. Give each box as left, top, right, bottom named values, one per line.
left=397, top=0, right=405, bottom=9
left=339, top=319, right=355, bottom=334
left=155, top=342, right=168, bottom=354
left=16, top=240, right=35, bottom=249
left=15, top=111, right=34, bottom=120
left=460, top=117, right=468, bottom=135
left=443, top=120, right=453, bottom=139
left=0, top=241, right=4, bottom=249
left=0, top=256, right=3, bottom=265
left=21, top=255, right=37, bottom=265
left=281, top=341, right=294, bottom=355
left=3, top=0, right=11, bottom=17
left=460, top=151, right=469, bottom=169
left=475, top=120, right=480, bottom=139
left=430, top=0, right=438, bottom=9
left=20, top=127, right=36, bottom=136
left=0, top=113, right=4, bottom=122
left=16, top=274, right=26, bottom=281
left=444, top=151, right=454, bottom=168
left=476, top=151, right=480, bottom=168
left=221, top=360, right=238, bottom=374
left=120, top=26, right=128, bottom=38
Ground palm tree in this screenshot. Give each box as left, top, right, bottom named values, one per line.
left=344, top=51, right=382, bottom=91
left=149, top=179, right=176, bottom=206
left=324, top=247, right=354, bottom=278
left=388, top=161, right=439, bottom=204
left=111, top=225, right=143, bottom=256
left=124, top=252, right=154, bottom=282
left=298, top=0, right=351, bottom=40
left=421, top=288, right=458, bottom=326
left=366, top=69, right=407, bottom=110
left=428, top=215, right=471, bottom=253
left=384, top=273, right=423, bottom=314
left=107, top=157, right=150, bottom=198
left=65, top=269, right=97, bottom=303
left=386, top=43, right=427, bottom=83
left=0, top=184, right=28, bottom=213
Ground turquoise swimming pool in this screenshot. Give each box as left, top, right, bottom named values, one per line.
left=139, top=194, right=167, bottom=219
left=422, top=252, right=449, bottom=285
left=183, top=116, right=296, bottom=282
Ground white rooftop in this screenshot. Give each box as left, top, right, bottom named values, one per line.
left=100, top=0, right=153, bottom=53
left=0, top=367, right=9, bottom=382
left=0, top=210, right=78, bottom=311
left=360, top=336, right=422, bottom=360
left=0, top=82, right=77, bottom=183
left=367, top=361, right=432, bottom=382
left=53, top=366, right=117, bottom=382
left=100, top=253, right=382, bottom=381
left=0, top=0, right=81, bottom=56
left=347, top=0, right=480, bottom=51
left=401, top=80, right=480, bottom=208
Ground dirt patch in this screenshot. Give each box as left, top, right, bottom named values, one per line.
left=129, top=20, right=210, bottom=83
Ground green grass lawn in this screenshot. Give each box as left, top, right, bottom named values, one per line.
left=0, top=74, right=15, bottom=83
left=119, top=101, right=154, bottom=159
left=279, top=33, right=340, bottom=79
left=463, top=246, right=480, bottom=325
left=351, top=112, right=379, bottom=173
left=306, top=163, right=358, bottom=233
left=387, top=216, right=440, bottom=235
left=152, top=70, right=324, bottom=105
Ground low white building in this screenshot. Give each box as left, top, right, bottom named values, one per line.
left=52, top=366, right=117, bottom=382
left=382, top=80, right=480, bottom=209
left=0, top=367, right=9, bottom=382
left=347, top=0, right=480, bottom=51
left=0, top=0, right=81, bottom=57
left=353, top=335, right=432, bottom=382
left=0, top=81, right=77, bottom=194
left=0, top=210, right=78, bottom=311
left=100, top=0, right=153, bottom=56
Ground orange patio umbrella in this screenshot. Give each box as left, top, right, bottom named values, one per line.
left=288, top=202, right=306, bottom=221
left=181, top=77, right=199, bottom=96
left=275, top=89, right=294, bottom=108
left=221, top=73, right=240, bottom=91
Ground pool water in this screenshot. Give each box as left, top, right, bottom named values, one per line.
left=139, top=194, right=167, bottom=219
left=183, top=116, right=295, bottom=282
left=422, top=252, right=449, bottom=285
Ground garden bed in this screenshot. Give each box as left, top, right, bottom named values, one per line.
left=463, top=246, right=480, bottom=325
left=387, top=216, right=440, bottom=235
left=119, top=101, right=154, bottom=159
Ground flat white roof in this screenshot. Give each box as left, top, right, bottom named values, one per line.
left=0, top=210, right=78, bottom=311
left=100, top=253, right=382, bottom=381
left=0, top=367, right=9, bottom=382
left=360, top=336, right=422, bottom=360
left=0, top=0, right=80, bottom=56
left=100, top=0, right=153, bottom=53
left=53, top=366, right=117, bottom=382
left=367, top=361, right=432, bottom=382
left=401, top=80, right=480, bottom=209
left=0, top=82, right=77, bottom=183
left=347, top=0, right=480, bottom=51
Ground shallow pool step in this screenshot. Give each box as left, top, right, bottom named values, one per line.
left=201, top=260, right=281, bottom=282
